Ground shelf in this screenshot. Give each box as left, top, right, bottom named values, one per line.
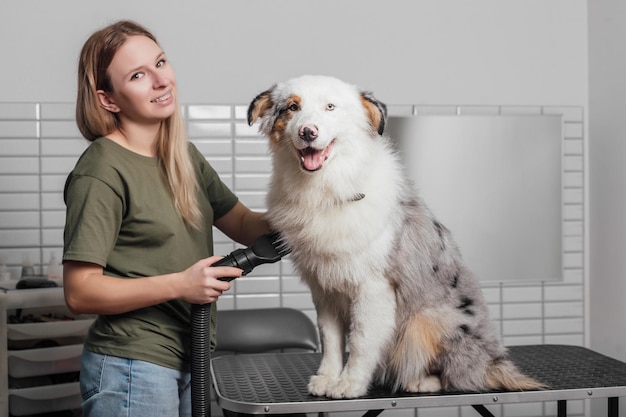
left=7, top=318, right=94, bottom=341
left=8, top=382, right=81, bottom=416
left=8, top=344, right=83, bottom=378
left=1, top=287, right=88, bottom=417
left=3, top=286, right=66, bottom=310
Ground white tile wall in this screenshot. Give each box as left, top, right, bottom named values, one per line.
left=0, top=102, right=586, bottom=417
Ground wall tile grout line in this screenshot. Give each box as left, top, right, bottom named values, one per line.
left=229, top=104, right=239, bottom=310
left=37, top=103, right=44, bottom=273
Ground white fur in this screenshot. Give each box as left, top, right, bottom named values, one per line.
left=257, top=76, right=403, bottom=398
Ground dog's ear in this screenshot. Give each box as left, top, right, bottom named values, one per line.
left=247, top=86, right=276, bottom=126
left=360, top=91, right=388, bottom=136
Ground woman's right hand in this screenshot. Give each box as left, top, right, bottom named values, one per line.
left=178, top=256, right=242, bottom=304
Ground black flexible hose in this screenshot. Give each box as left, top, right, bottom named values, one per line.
left=190, top=232, right=291, bottom=417
left=191, top=303, right=212, bottom=417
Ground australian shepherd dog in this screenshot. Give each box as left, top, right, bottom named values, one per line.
left=247, top=75, right=544, bottom=399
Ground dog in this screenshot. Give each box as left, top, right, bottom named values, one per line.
left=247, top=75, right=544, bottom=399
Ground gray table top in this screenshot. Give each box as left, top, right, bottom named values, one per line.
left=211, top=345, right=626, bottom=414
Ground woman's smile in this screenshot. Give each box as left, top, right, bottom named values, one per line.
left=152, top=91, right=173, bottom=103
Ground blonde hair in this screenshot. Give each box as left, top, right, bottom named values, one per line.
left=76, top=20, right=203, bottom=229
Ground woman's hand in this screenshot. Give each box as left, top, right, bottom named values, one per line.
left=177, top=256, right=242, bottom=304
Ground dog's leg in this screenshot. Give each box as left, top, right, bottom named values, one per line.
left=388, top=308, right=460, bottom=393
left=308, top=302, right=346, bottom=397
left=327, top=278, right=396, bottom=399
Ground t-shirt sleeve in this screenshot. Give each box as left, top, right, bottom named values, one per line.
left=63, top=174, right=123, bottom=266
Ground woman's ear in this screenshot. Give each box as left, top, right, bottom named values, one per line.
left=96, top=90, right=121, bottom=113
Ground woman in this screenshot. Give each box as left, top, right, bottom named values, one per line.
left=63, top=20, right=269, bottom=417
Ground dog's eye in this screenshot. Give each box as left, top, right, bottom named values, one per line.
left=288, top=103, right=300, bottom=112
left=326, top=103, right=336, bottom=111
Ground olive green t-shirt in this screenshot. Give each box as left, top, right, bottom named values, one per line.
left=63, top=138, right=238, bottom=371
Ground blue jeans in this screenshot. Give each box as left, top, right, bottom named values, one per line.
left=80, top=348, right=192, bottom=417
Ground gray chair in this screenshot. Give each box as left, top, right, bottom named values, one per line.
left=215, top=307, right=319, bottom=355
left=214, top=307, right=320, bottom=417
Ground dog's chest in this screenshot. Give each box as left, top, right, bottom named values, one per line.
left=271, top=196, right=384, bottom=245
left=272, top=200, right=396, bottom=289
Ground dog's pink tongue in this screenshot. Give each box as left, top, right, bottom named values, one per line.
left=301, top=147, right=329, bottom=171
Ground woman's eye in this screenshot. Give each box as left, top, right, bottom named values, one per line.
left=326, top=103, right=335, bottom=111
left=288, top=103, right=299, bottom=112
left=156, top=59, right=166, bottom=68
left=130, top=72, right=144, bottom=80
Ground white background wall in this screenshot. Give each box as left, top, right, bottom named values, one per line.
left=588, top=3, right=626, bottom=417
left=2, top=1, right=626, bottom=416
left=1, top=0, right=587, bottom=106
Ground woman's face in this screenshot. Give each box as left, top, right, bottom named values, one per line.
left=99, top=35, right=177, bottom=125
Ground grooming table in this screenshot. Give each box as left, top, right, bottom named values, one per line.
left=211, top=345, right=626, bottom=417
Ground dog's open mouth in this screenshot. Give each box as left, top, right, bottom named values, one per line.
left=298, top=140, right=335, bottom=172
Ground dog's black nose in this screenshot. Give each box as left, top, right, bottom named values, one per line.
left=299, top=125, right=318, bottom=143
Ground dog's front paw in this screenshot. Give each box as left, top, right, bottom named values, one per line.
left=308, top=374, right=336, bottom=397
left=326, top=376, right=369, bottom=399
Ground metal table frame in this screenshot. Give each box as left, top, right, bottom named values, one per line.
left=211, top=345, right=626, bottom=416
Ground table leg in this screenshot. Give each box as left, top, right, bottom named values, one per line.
left=471, top=405, right=495, bottom=417
left=608, top=397, right=618, bottom=417
left=557, top=400, right=566, bottom=417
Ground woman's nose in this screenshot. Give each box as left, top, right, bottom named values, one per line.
left=153, top=71, right=170, bottom=88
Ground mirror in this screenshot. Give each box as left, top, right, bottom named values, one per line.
left=386, top=115, right=563, bottom=282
